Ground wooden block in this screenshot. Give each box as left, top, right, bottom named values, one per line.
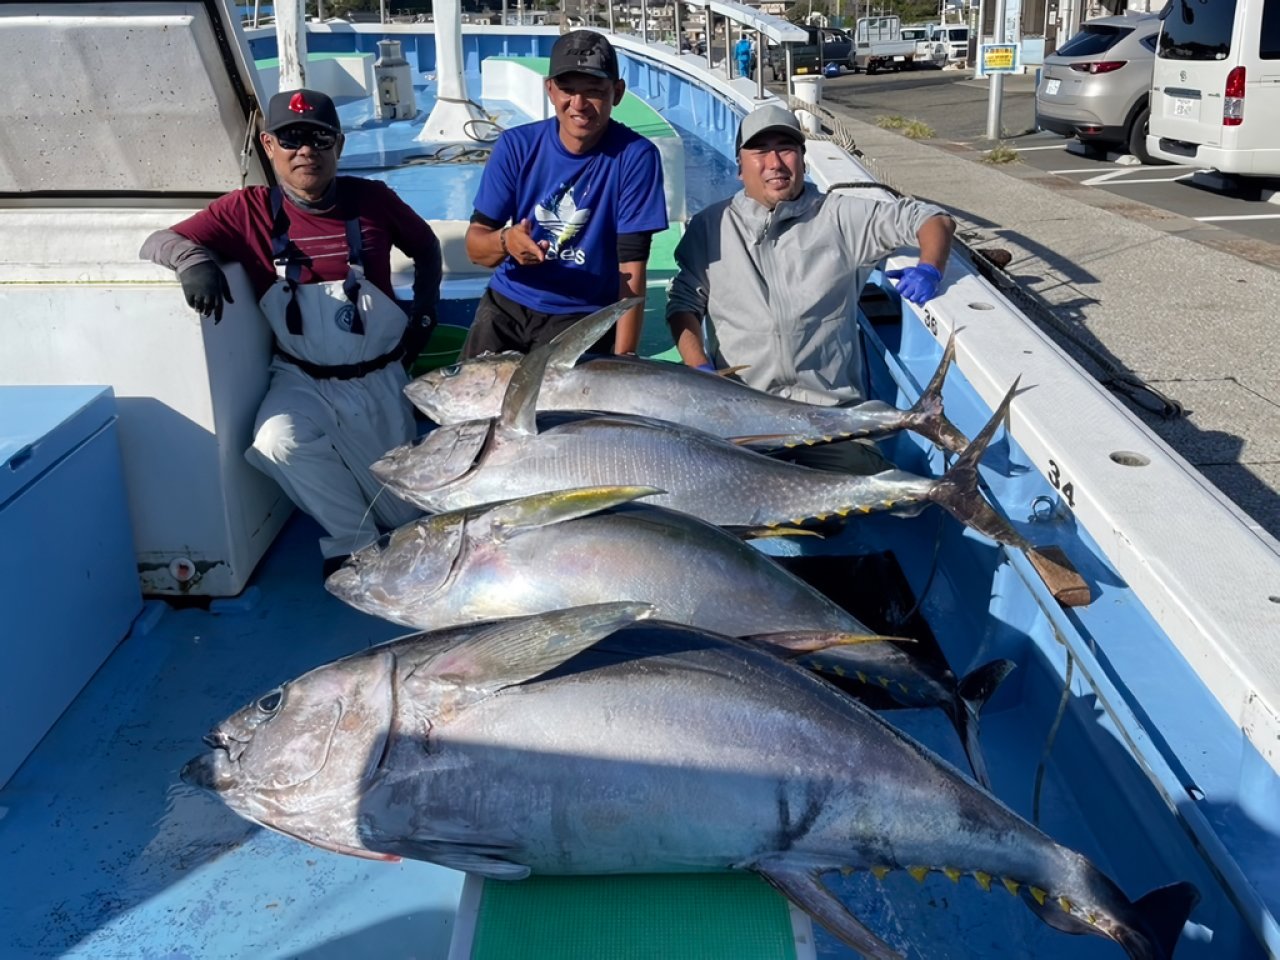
left=1028, top=545, right=1092, bottom=607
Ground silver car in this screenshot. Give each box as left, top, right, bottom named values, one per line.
left=1036, top=13, right=1161, bottom=163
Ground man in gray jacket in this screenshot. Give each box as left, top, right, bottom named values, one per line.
left=666, top=103, right=954, bottom=472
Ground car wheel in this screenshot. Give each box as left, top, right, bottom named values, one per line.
left=1126, top=104, right=1163, bottom=166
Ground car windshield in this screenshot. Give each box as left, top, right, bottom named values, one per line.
left=1056, top=23, right=1133, bottom=56
left=1157, top=0, right=1237, bottom=60
left=948, top=28, right=969, bottom=40
left=903, top=28, right=928, bottom=40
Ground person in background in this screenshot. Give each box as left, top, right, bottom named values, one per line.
left=666, top=103, right=955, bottom=474
left=141, top=88, right=442, bottom=578
left=461, top=30, right=667, bottom=359
left=735, top=34, right=754, bottom=79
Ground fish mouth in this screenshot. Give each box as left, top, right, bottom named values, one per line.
left=323, top=561, right=362, bottom=601
left=180, top=747, right=235, bottom=793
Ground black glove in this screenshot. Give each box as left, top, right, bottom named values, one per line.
left=179, top=261, right=234, bottom=324
left=401, top=301, right=438, bottom=371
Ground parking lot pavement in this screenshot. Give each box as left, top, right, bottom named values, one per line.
left=997, top=132, right=1280, bottom=248
left=783, top=68, right=1280, bottom=257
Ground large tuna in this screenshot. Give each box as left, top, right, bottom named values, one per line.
left=372, top=307, right=1030, bottom=548
left=182, top=604, right=1198, bottom=960
left=325, top=485, right=1014, bottom=790
left=404, top=300, right=969, bottom=454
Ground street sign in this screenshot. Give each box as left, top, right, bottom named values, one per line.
left=979, top=42, right=1018, bottom=73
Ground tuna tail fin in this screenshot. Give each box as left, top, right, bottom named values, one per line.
left=926, top=379, right=1033, bottom=550
left=904, top=332, right=971, bottom=455
left=1020, top=879, right=1198, bottom=960
left=951, top=658, right=1017, bottom=791
left=1116, top=882, right=1200, bottom=960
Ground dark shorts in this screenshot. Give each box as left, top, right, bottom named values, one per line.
left=460, top=287, right=615, bottom=359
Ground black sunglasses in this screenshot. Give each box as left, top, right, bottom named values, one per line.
left=273, top=127, right=338, bottom=151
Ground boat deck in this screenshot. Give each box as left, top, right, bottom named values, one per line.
left=3, top=319, right=1266, bottom=958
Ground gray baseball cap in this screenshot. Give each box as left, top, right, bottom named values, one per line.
left=735, top=103, right=805, bottom=152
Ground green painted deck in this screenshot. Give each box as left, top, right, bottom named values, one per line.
left=465, top=873, right=802, bottom=960
left=252, top=51, right=366, bottom=69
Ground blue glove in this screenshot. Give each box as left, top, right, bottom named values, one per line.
left=695, top=362, right=717, bottom=374
left=885, top=263, right=943, bottom=306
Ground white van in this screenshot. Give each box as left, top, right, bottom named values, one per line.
left=931, top=24, right=970, bottom=64
left=1147, top=0, right=1280, bottom=175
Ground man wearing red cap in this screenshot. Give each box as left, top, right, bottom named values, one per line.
left=141, top=88, right=442, bottom=578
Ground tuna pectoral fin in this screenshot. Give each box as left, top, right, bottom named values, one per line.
left=752, top=862, right=904, bottom=960
left=926, top=379, right=1032, bottom=550
left=485, top=486, right=663, bottom=538
left=415, top=603, right=654, bottom=705
left=953, top=659, right=1017, bottom=792
left=744, top=630, right=914, bottom=655
left=425, top=853, right=532, bottom=880
left=734, top=526, right=826, bottom=540
left=906, top=332, right=970, bottom=455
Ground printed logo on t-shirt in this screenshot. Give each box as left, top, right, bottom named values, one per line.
left=334, top=303, right=357, bottom=333
left=533, top=175, right=591, bottom=265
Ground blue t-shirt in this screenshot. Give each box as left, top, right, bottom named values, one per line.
left=472, top=117, right=668, bottom=315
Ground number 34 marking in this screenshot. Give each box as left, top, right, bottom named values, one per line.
left=1046, top=459, right=1076, bottom=508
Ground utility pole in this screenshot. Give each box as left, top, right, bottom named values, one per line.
left=984, top=0, right=1006, bottom=139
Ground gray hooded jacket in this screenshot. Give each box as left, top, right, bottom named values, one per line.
left=667, top=184, right=947, bottom=405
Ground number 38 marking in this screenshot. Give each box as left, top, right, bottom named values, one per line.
left=1046, top=459, right=1076, bottom=508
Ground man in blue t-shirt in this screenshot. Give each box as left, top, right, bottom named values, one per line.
left=462, top=30, right=668, bottom=358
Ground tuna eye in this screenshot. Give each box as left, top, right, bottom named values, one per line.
left=257, top=689, right=283, bottom=715
left=441, top=364, right=461, bottom=378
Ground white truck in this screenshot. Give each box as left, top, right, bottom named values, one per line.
left=902, top=22, right=946, bottom=68
left=852, top=16, right=919, bottom=73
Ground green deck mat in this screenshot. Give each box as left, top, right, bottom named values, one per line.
left=468, top=873, right=799, bottom=960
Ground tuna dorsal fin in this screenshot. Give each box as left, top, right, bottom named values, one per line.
left=482, top=486, right=664, bottom=541
left=422, top=602, right=654, bottom=699
left=751, top=860, right=905, bottom=960
left=546, top=297, right=644, bottom=372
